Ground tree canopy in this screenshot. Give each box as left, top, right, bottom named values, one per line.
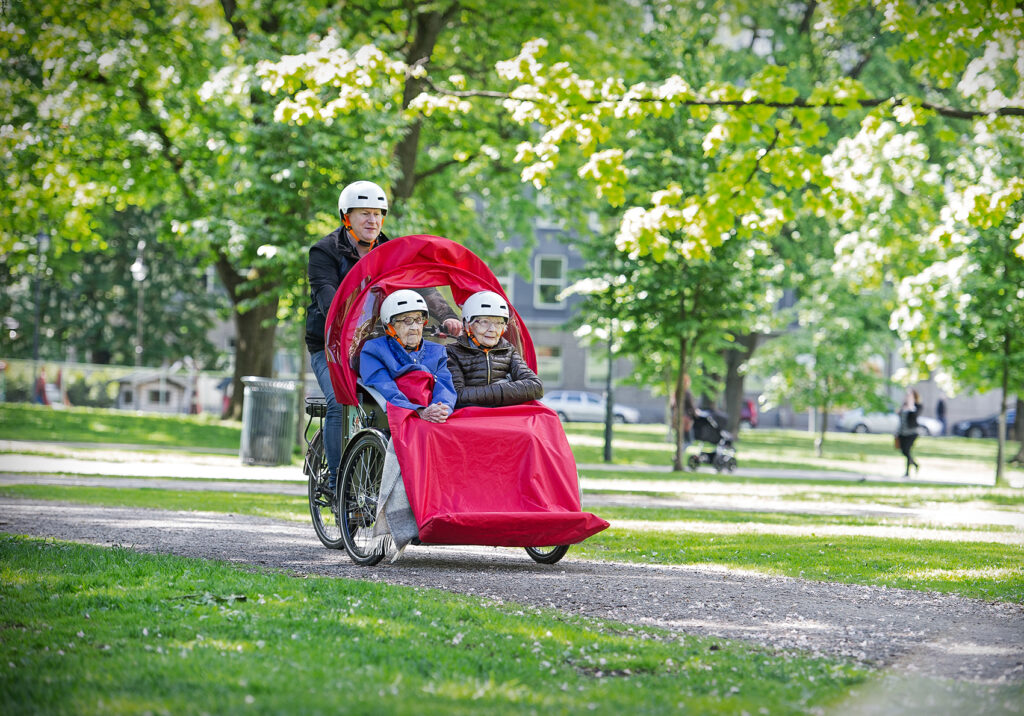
left=3, top=1, right=1022, bottom=478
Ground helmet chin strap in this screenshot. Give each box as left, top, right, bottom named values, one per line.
left=343, top=215, right=377, bottom=249
left=385, top=323, right=421, bottom=352
left=466, top=325, right=490, bottom=353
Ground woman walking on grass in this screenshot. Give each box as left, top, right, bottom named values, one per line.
left=897, top=388, right=922, bottom=477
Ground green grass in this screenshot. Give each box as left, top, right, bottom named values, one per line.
left=0, top=403, right=243, bottom=452
left=4, top=403, right=1021, bottom=483
left=1, top=535, right=872, bottom=716
left=580, top=480, right=1024, bottom=509
left=590, top=504, right=1019, bottom=531
left=3, top=408, right=1024, bottom=711
left=565, top=423, right=1023, bottom=480
left=0, top=484, right=308, bottom=522
left=4, top=484, right=1021, bottom=603
left=573, top=530, right=1024, bottom=603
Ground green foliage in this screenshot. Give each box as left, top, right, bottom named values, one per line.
left=3, top=0, right=331, bottom=387
left=750, top=270, right=896, bottom=436
left=4, top=0, right=1024, bottom=477
left=892, top=191, right=1024, bottom=397
left=0, top=208, right=228, bottom=367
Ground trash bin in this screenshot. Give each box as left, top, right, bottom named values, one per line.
left=240, top=376, right=300, bottom=466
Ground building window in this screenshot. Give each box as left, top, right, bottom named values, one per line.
left=585, top=349, right=609, bottom=388
left=535, top=192, right=560, bottom=230
left=147, top=389, right=171, bottom=405
left=533, top=255, right=566, bottom=309
left=535, top=345, right=563, bottom=385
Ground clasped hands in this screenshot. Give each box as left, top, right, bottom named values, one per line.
left=417, top=402, right=451, bottom=423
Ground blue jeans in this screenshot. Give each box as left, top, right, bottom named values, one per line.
left=310, top=350, right=343, bottom=480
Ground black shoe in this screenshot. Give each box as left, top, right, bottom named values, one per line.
left=322, top=474, right=337, bottom=497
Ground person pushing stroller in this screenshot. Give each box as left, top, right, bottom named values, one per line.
left=687, top=408, right=737, bottom=473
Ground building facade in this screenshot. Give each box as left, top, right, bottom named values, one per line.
left=494, top=224, right=667, bottom=423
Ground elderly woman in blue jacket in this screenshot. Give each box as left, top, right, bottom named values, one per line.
left=359, top=289, right=457, bottom=423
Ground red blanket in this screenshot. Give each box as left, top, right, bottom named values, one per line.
left=385, top=373, right=608, bottom=546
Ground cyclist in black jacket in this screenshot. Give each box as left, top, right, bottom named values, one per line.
left=306, top=181, right=460, bottom=492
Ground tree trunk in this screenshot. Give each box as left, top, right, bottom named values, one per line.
left=1010, top=395, right=1024, bottom=466
left=723, top=333, right=759, bottom=434
left=723, top=351, right=744, bottom=436
left=392, top=6, right=457, bottom=204
left=672, top=338, right=690, bottom=472
left=603, top=329, right=614, bottom=463
left=817, top=404, right=829, bottom=457
left=995, top=333, right=1010, bottom=486
left=209, top=242, right=282, bottom=420
left=224, top=299, right=279, bottom=420
left=664, top=370, right=675, bottom=443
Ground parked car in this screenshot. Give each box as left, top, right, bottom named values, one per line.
left=953, top=409, right=1016, bottom=439
left=540, top=390, right=641, bottom=423
left=836, top=407, right=943, bottom=436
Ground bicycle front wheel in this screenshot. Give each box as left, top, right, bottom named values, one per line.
left=339, top=430, right=388, bottom=566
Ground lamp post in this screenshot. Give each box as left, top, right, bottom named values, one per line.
left=130, top=240, right=147, bottom=409
left=31, top=230, right=50, bottom=402
left=603, top=319, right=615, bottom=463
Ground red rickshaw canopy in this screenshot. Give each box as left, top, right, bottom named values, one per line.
left=325, top=234, right=536, bottom=407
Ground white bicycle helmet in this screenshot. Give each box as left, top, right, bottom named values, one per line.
left=380, top=290, right=428, bottom=325
left=338, top=180, right=389, bottom=217
left=461, top=291, right=510, bottom=323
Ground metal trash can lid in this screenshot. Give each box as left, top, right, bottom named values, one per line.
left=241, top=376, right=301, bottom=391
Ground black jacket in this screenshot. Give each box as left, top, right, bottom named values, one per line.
left=305, top=228, right=455, bottom=352
left=445, top=335, right=543, bottom=408
left=898, top=403, right=922, bottom=436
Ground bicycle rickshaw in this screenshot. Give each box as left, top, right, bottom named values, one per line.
left=303, top=234, right=608, bottom=566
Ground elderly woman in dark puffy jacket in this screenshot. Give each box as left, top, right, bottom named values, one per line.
left=446, top=291, right=543, bottom=408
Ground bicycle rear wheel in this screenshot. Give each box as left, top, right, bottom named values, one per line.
left=524, top=545, right=570, bottom=564
left=305, top=430, right=344, bottom=549
left=339, top=430, right=388, bottom=566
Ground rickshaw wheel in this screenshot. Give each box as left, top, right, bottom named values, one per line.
left=525, top=545, right=570, bottom=564
left=339, top=430, right=388, bottom=566
left=306, top=430, right=344, bottom=549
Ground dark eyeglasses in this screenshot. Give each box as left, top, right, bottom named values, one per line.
left=392, top=315, right=427, bottom=327
left=470, top=317, right=507, bottom=330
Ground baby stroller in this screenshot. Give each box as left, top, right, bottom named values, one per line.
left=686, top=410, right=737, bottom=473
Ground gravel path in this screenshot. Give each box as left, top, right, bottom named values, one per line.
left=2, top=497, right=1022, bottom=685
left=3, top=474, right=1022, bottom=544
